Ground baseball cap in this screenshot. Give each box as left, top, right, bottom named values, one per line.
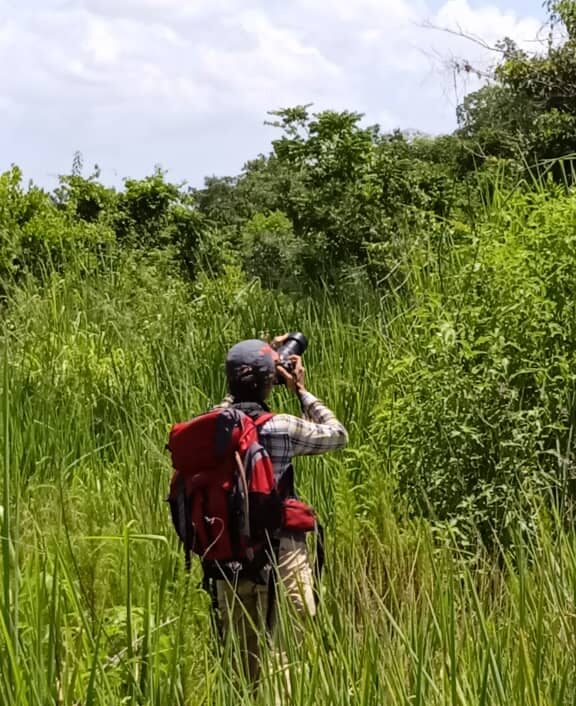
left=225, top=339, right=278, bottom=396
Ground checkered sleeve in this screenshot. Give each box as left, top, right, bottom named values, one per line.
left=275, top=391, right=348, bottom=456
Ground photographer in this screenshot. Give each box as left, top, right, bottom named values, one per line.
left=216, top=334, right=348, bottom=695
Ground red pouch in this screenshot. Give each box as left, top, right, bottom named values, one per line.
left=282, top=498, right=317, bottom=533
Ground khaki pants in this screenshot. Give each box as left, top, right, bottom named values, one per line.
left=216, top=534, right=316, bottom=695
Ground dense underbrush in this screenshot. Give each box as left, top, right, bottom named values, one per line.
left=1, top=172, right=576, bottom=703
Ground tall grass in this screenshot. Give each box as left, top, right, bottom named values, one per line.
left=1, top=200, right=576, bottom=704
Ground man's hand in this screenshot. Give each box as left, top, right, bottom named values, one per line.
left=270, top=333, right=289, bottom=351
left=276, top=355, right=305, bottom=395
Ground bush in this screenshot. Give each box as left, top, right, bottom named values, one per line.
left=376, top=186, right=576, bottom=541
left=0, top=167, right=115, bottom=292
left=241, top=211, right=301, bottom=289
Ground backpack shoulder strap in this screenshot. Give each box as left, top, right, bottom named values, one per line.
left=254, top=412, right=275, bottom=428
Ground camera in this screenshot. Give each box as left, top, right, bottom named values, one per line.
left=275, top=332, right=308, bottom=385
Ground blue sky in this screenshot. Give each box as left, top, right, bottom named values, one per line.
left=0, top=0, right=548, bottom=189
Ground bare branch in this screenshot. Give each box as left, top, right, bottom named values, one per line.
left=420, top=20, right=505, bottom=54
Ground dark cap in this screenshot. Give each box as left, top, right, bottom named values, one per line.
left=225, top=339, right=278, bottom=397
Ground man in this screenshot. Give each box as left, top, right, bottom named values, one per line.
left=216, top=336, right=348, bottom=695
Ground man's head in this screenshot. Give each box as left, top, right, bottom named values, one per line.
left=225, top=339, right=278, bottom=402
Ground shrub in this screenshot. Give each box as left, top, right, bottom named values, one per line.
left=240, top=211, right=301, bottom=289
left=376, top=187, right=576, bottom=541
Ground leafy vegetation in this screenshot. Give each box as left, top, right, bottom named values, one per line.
left=2, top=2, right=576, bottom=703
left=457, top=0, right=576, bottom=171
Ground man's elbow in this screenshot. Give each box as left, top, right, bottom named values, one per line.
left=335, top=424, right=349, bottom=449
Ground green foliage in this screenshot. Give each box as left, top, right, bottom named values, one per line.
left=0, top=167, right=115, bottom=293
left=456, top=84, right=534, bottom=162
left=0, top=164, right=208, bottom=293
left=377, top=186, right=576, bottom=540
left=547, top=0, right=576, bottom=40
left=240, top=211, right=301, bottom=288
left=2, top=197, right=576, bottom=701
left=458, top=1, right=576, bottom=172
left=195, top=108, right=458, bottom=285
left=116, top=169, right=181, bottom=246
left=265, top=109, right=457, bottom=278
left=6, top=8, right=576, bottom=690
left=54, top=170, right=117, bottom=224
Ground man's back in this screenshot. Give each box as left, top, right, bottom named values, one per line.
left=219, top=391, right=348, bottom=492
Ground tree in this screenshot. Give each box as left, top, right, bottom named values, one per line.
left=457, top=1, right=576, bottom=171
left=195, top=107, right=457, bottom=285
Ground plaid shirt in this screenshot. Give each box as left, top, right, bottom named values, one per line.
left=217, top=391, right=348, bottom=491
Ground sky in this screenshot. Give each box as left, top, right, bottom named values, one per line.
left=0, top=0, right=548, bottom=189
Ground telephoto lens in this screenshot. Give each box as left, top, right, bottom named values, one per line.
left=275, top=333, right=308, bottom=384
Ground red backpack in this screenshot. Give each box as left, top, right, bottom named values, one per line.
left=166, top=407, right=284, bottom=581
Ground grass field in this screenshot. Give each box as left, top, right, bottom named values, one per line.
left=2, top=187, right=576, bottom=704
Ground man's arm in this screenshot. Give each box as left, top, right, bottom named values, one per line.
left=275, top=355, right=348, bottom=456
left=280, top=391, right=348, bottom=456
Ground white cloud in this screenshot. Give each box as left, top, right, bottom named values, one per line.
left=85, top=17, right=122, bottom=65
left=428, top=0, right=543, bottom=71
left=80, top=0, right=235, bottom=21
left=0, top=0, right=546, bottom=186
left=199, top=9, right=342, bottom=113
